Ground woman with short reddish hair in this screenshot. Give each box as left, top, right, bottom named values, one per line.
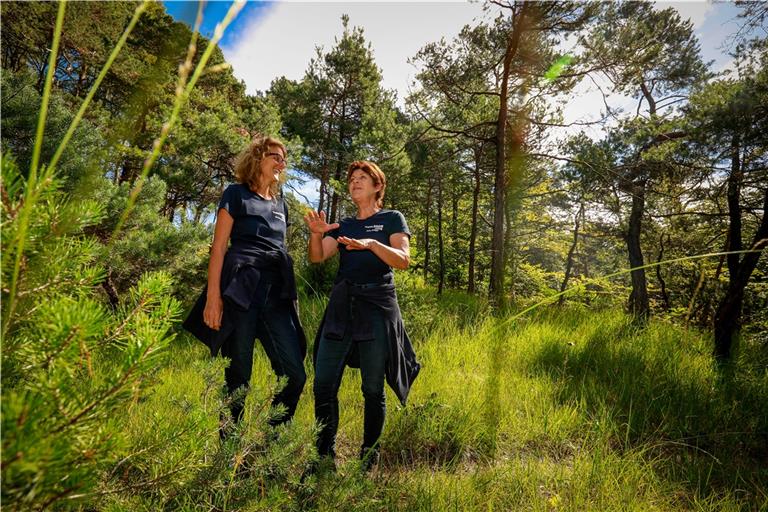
left=304, top=160, right=420, bottom=471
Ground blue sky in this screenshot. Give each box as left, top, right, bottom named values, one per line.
left=162, top=1, right=273, bottom=49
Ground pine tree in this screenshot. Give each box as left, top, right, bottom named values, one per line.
left=1, top=153, right=182, bottom=509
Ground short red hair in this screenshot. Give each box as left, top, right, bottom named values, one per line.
left=346, top=160, right=386, bottom=207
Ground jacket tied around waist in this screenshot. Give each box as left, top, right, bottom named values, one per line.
left=183, top=248, right=307, bottom=359
left=313, top=278, right=420, bottom=406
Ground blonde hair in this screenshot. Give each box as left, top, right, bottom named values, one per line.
left=346, top=160, right=386, bottom=208
left=233, top=134, right=286, bottom=197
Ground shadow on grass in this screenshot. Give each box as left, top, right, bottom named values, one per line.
left=527, top=312, right=768, bottom=505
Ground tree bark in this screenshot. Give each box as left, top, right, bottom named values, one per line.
left=329, top=98, right=347, bottom=223
left=329, top=160, right=343, bottom=223
left=468, top=147, right=482, bottom=294
left=437, top=171, right=445, bottom=294
left=656, top=232, right=670, bottom=311
left=713, top=136, right=768, bottom=360
left=626, top=180, right=650, bottom=320
left=558, top=202, right=583, bottom=306
left=423, top=178, right=432, bottom=280
left=318, top=163, right=328, bottom=214
left=450, top=177, right=460, bottom=288
left=490, top=3, right=528, bottom=306
left=503, top=196, right=516, bottom=304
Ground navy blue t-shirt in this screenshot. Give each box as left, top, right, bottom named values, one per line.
left=218, top=183, right=289, bottom=253
left=328, top=209, right=410, bottom=284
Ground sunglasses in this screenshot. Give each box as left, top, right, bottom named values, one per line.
left=266, top=152, right=286, bottom=164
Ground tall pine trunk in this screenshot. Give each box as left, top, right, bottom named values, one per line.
left=656, top=232, right=670, bottom=311
left=468, top=148, right=482, bottom=294
left=713, top=136, right=768, bottom=360
left=490, top=5, right=527, bottom=306
left=423, top=178, right=432, bottom=280
left=437, top=171, right=445, bottom=294
left=558, top=202, right=583, bottom=306
left=626, top=180, right=650, bottom=320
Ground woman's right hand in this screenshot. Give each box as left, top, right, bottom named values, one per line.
left=204, top=294, right=224, bottom=331
left=303, top=210, right=339, bottom=235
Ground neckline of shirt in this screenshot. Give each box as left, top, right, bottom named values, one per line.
left=352, top=209, right=388, bottom=221
left=242, top=183, right=275, bottom=201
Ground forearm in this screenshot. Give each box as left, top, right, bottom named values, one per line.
left=370, top=241, right=410, bottom=270
left=206, top=246, right=226, bottom=297
left=308, top=233, right=325, bottom=263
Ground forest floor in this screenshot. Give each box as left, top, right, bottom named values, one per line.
left=103, top=283, right=767, bottom=511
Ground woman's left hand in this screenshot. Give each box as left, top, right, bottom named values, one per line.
left=338, top=236, right=377, bottom=250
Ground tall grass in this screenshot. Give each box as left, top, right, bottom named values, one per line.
left=98, top=292, right=766, bottom=511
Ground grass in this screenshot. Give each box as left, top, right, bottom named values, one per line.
left=97, top=287, right=767, bottom=511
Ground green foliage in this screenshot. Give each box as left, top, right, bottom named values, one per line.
left=1, top=154, right=182, bottom=510
left=89, top=347, right=319, bottom=512
left=2, top=1, right=767, bottom=510
left=0, top=68, right=111, bottom=189
left=93, top=175, right=211, bottom=301
left=271, top=16, right=410, bottom=221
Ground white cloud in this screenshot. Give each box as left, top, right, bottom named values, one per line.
left=223, top=1, right=490, bottom=101
left=658, top=0, right=716, bottom=30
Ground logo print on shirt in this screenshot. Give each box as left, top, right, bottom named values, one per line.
left=273, top=211, right=285, bottom=222
left=365, top=224, right=384, bottom=233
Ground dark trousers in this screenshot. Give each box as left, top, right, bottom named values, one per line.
left=221, top=295, right=306, bottom=427
left=313, top=311, right=388, bottom=458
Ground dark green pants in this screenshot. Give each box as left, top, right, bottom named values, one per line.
left=313, top=311, right=388, bottom=459
left=222, top=296, right=306, bottom=427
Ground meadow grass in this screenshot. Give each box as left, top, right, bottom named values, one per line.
left=101, top=286, right=767, bottom=511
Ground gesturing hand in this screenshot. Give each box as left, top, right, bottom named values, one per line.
left=338, top=236, right=377, bottom=251
left=303, top=210, right=340, bottom=235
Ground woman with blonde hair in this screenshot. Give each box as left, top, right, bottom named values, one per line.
left=184, top=134, right=306, bottom=438
left=304, top=160, right=420, bottom=471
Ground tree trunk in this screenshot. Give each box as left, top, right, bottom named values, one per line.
left=423, top=178, right=432, bottom=280
left=450, top=178, right=460, bottom=288
left=318, top=163, right=328, bottom=214
left=713, top=136, right=768, bottom=360
left=558, top=202, right=583, bottom=306
left=503, top=198, right=516, bottom=304
left=329, top=160, right=342, bottom=223
left=656, top=232, right=670, bottom=311
left=489, top=3, right=527, bottom=306
left=468, top=148, right=481, bottom=294
left=437, top=171, right=445, bottom=294
left=329, top=99, right=347, bottom=223
left=317, top=110, right=336, bottom=214
left=626, top=180, right=650, bottom=320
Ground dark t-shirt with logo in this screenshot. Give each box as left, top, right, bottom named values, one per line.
left=218, top=183, right=289, bottom=253
left=328, top=209, right=410, bottom=284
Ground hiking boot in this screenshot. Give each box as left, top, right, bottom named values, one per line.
left=359, top=446, right=380, bottom=472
